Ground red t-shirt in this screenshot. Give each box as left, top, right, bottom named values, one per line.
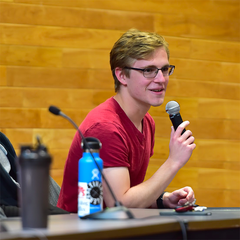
left=57, top=97, right=155, bottom=212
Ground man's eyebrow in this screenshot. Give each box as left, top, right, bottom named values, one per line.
left=142, top=64, right=170, bottom=68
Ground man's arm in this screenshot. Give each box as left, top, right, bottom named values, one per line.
left=103, top=121, right=196, bottom=209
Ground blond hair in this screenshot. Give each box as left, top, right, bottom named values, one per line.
left=110, top=29, right=169, bottom=92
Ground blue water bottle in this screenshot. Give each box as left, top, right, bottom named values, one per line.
left=78, top=137, right=103, bottom=218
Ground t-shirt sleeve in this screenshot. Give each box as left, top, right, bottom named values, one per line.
left=84, top=122, right=130, bottom=168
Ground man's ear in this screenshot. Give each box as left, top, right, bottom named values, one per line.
left=115, top=67, right=128, bottom=86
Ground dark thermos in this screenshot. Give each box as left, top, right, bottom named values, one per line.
left=17, top=141, right=52, bottom=229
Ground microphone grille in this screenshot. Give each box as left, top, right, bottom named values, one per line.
left=165, top=101, right=180, bottom=115
left=49, top=106, right=61, bottom=115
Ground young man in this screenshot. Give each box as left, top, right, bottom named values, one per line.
left=57, top=29, right=196, bottom=212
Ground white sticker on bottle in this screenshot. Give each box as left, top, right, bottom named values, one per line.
left=78, top=182, right=90, bottom=216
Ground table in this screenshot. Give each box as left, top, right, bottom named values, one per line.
left=0, top=208, right=239, bottom=240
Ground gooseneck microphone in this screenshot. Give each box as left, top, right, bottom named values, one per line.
left=48, top=106, right=134, bottom=220
left=165, top=101, right=186, bottom=135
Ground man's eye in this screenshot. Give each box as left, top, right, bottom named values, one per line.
left=144, top=68, right=156, bottom=73
left=162, top=66, right=169, bottom=72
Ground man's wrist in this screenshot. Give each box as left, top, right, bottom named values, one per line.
left=156, top=192, right=167, bottom=208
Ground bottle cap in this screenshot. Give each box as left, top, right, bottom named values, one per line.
left=19, top=136, right=52, bottom=166
left=81, top=137, right=102, bottom=151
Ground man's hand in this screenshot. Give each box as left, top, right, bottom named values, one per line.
left=163, top=186, right=195, bottom=208
left=168, top=121, right=196, bottom=169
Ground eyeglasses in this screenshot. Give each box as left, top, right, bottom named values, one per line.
left=124, top=65, right=175, bottom=79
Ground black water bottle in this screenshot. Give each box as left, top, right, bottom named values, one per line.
left=17, top=137, right=52, bottom=229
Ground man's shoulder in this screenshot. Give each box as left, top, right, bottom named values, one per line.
left=91, top=97, right=116, bottom=112
left=88, top=98, right=119, bottom=119
left=81, top=97, right=123, bottom=131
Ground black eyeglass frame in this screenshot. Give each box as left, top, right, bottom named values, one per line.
left=124, top=65, right=175, bottom=78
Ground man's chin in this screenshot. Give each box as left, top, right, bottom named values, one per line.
left=151, top=100, right=164, bottom=107
left=151, top=103, right=162, bottom=107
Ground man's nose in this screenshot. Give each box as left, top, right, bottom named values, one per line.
left=153, top=70, right=166, bottom=82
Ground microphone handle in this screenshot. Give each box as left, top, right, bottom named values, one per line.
left=170, top=113, right=186, bottom=135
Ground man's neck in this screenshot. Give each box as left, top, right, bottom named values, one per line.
left=113, top=94, right=150, bottom=132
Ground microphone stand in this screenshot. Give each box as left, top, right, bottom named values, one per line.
left=49, top=106, right=134, bottom=220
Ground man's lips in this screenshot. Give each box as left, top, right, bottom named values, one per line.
left=149, top=88, right=164, bottom=92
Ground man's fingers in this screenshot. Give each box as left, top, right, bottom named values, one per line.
left=175, top=121, right=190, bottom=136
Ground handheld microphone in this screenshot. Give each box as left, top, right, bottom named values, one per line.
left=165, top=101, right=186, bottom=135
left=48, top=106, right=134, bottom=220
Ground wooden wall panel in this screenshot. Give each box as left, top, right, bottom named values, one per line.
left=0, top=87, right=114, bottom=108
left=0, top=66, right=6, bottom=86
left=189, top=40, right=240, bottom=63
left=0, top=24, right=122, bottom=49
left=166, top=38, right=240, bottom=63
left=13, top=0, right=240, bottom=21
left=196, top=139, right=240, bottom=162
left=0, top=45, right=62, bottom=67
left=0, top=0, right=239, bottom=208
left=153, top=117, right=240, bottom=140
left=153, top=138, right=240, bottom=164
left=166, top=79, right=240, bottom=100
left=6, top=67, right=113, bottom=89
left=0, top=2, right=154, bottom=31
left=171, top=59, right=240, bottom=84
left=150, top=97, right=240, bottom=120
left=2, top=128, right=76, bottom=151
left=156, top=12, right=240, bottom=42
left=1, top=23, right=239, bottom=63
left=0, top=108, right=90, bottom=128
